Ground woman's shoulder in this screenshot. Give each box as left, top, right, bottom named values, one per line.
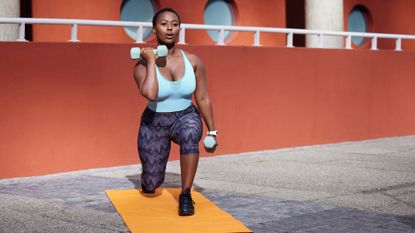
left=182, top=50, right=203, bottom=67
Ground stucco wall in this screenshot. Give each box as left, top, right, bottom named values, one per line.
left=1, top=42, right=414, bottom=178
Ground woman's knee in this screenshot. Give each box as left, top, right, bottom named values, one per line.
left=141, top=170, right=165, bottom=191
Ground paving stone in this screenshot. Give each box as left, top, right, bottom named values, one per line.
left=1, top=136, right=414, bottom=232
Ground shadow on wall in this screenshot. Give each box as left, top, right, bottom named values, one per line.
left=285, top=0, right=305, bottom=47
left=20, top=0, right=32, bottom=41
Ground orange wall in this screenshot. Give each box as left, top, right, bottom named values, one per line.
left=344, top=0, right=415, bottom=50
left=31, top=0, right=286, bottom=46
left=1, top=42, right=415, bottom=178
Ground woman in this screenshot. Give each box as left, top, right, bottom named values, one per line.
left=133, top=8, right=217, bottom=216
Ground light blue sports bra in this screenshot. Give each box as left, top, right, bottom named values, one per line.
left=148, top=50, right=196, bottom=112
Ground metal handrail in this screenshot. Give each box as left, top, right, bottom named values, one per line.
left=1, top=17, right=415, bottom=51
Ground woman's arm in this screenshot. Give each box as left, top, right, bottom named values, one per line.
left=191, top=54, right=216, bottom=132
left=133, top=48, right=158, bottom=101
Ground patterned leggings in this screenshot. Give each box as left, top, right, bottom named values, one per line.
left=137, top=105, right=202, bottom=192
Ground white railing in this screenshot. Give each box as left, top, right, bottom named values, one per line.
left=1, top=17, right=415, bottom=51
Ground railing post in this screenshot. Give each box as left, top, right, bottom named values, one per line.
left=345, top=35, right=352, bottom=49
left=217, top=29, right=225, bottom=45
left=395, top=38, right=402, bottom=51
left=17, top=22, right=27, bottom=42
left=253, top=30, right=261, bottom=46
left=286, top=32, right=294, bottom=48
left=69, top=24, right=80, bottom=42
left=135, top=25, right=144, bottom=43
left=318, top=33, right=324, bottom=48
left=371, top=36, right=378, bottom=50
left=178, top=27, right=186, bottom=45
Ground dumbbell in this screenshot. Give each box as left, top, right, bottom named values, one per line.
left=130, top=45, right=168, bottom=60
left=203, top=135, right=217, bottom=153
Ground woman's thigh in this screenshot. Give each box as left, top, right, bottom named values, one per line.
left=170, top=110, right=202, bottom=155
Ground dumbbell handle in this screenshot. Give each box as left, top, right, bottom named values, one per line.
left=130, top=45, right=168, bottom=60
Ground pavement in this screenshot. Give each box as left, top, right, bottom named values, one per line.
left=1, top=135, right=414, bottom=233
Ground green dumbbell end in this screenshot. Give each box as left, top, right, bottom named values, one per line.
left=130, top=47, right=141, bottom=60
left=157, top=45, right=168, bottom=57
left=203, top=135, right=217, bottom=152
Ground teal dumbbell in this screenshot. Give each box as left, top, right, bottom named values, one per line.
left=203, top=135, right=217, bottom=153
left=130, top=45, right=168, bottom=60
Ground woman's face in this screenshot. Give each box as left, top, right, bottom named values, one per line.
left=153, top=11, right=180, bottom=45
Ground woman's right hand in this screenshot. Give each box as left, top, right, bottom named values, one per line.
left=140, top=47, right=156, bottom=62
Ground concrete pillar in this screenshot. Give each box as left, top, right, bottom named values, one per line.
left=0, top=0, right=20, bottom=41
left=305, top=0, right=344, bottom=48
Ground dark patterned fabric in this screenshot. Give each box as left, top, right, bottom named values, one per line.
left=137, top=105, right=202, bottom=191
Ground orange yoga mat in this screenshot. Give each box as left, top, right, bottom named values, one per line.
left=106, top=188, right=252, bottom=233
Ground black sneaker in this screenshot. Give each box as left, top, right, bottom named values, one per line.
left=179, top=188, right=195, bottom=216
